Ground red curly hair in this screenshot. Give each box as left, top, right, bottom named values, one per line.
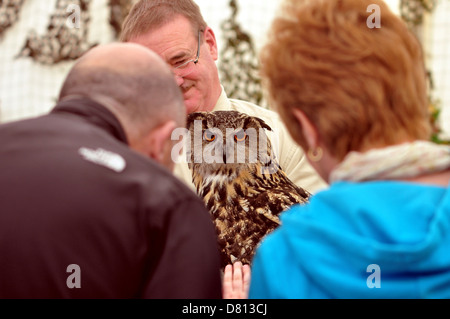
left=260, top=0, right=431, bottom=160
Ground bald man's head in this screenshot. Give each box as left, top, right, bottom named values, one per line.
left=59, top=43, right=185, bottom=143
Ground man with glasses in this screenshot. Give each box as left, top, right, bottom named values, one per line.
left=121, top=0, right=328, bottom=195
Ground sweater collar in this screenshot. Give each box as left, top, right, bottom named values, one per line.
left=50, top=97, right=129, bottom=145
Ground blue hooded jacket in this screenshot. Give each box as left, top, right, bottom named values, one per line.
left=249, top=181, right=450, bottom=298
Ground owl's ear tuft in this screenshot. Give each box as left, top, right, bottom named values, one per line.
left=250, top=116, right=272, bottom=132
left=186, top=112, right=207, bottom=129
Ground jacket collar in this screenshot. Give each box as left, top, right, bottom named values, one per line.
left=50, top=97, right=129, bottom=145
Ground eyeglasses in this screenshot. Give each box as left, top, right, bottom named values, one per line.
left=173, top=30, right=201, bottom=78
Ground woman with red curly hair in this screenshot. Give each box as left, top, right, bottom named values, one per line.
left=250, top=0, right=450, bottom=298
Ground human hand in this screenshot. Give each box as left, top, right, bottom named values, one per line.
left=222, top=262, right=251, bottom=299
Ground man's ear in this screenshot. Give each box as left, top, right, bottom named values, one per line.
left=291, top=108, right=319, bottom=150
left=147, top=120, right=177, bottom=164
left=203, top=27, right=218, bottom=60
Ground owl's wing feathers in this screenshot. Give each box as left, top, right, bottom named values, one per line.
left=221, top=182, right=309, bottom=265
left=249, top=185, right=309, bottom=225
left=246, top=164, right=310, bottom=223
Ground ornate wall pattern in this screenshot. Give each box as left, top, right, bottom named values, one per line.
left=218, top=0, right=265, bottom=108
left=17, top=0, right=94, bottom=64
left=0, top=0, right=26, bottom=37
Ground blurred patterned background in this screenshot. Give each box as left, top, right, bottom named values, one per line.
left=0, top=0, right=449, bottom=141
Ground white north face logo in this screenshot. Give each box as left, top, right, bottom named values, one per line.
left=78, top=147, right=126, bottom=173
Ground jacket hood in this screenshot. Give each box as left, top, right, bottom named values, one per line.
left=281, top=181, right=450, bottom=298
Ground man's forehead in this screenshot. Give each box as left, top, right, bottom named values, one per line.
left=129, top=19, right=197, bottom=60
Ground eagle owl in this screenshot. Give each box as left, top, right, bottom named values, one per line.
left=186, top=110, right=310, bottom=268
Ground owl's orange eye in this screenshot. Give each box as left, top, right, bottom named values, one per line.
left=234, top=130, right=247, bottom=142
left=204, top=130, right=216, bottom=142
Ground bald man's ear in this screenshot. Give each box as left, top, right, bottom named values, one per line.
left=145, top=120, right=177, bottom=169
